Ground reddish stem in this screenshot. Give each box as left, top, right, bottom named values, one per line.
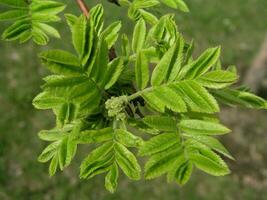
left=76, top=0, right=89, bottom=17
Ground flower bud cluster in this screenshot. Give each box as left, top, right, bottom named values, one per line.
left=105, top=96, right=127, bottom=121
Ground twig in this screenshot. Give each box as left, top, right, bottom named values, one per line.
left=76, top=0, right=89, bottom=17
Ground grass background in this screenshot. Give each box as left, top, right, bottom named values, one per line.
left=1, top=0, right=267, bottom=199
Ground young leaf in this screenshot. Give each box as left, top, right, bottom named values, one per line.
left=213, top=88, right=267, bottom=109
left=72, top=15, right=87, bottom=56
left=179, top=119, right=231, bottom=136
left=114, top=143, right=141, bottom=180
left=151, top=86, right=187, bottom=112
left=167, top=156, right=193, bottom=185
left=90, top=4, right=104, bottom=35
left=179, top=47, right=221, bottom=79
left=0, top=10, right=27, bottom=21
left=133, top=0, right=160, bottom=9
left=135, top=50, right=149, bottom=90
left=160, top=0, right=189, bottom=12
left=143, top=115, right=177, bottom=132
left=184, top=135, right=234, bottom=160
left=139, top=9, right=158, bottom=25
left=196, top=70, right=238, bottom=89
left=38, top=141, right=59, bottom=163
left=90, top=38, right=109, bottom=85
left=49, top=155, right=59, bottom=176
left=65, top=13, right=78, bottom=31
left=151, top=39, right=181, bottom=86
left=139, top=133, right=179, bottom=156
left=104, top=58, right=125, bottom=90
left=0, top=0, right=27, bottom=8
left=144, top=143, right=182, bottom=179
left=80, top=142, right=113, bottom=179
left=187, top=145, right=230, bottom=176
left=101, top=21, right=122, bottom=48
left=39, top=50, right=82, bottom=75
left=33, top=91, right=65, bottom=109
left=75, top=128, right=113, bottom=144
left=36, top=23, right=60, bottom=38
left=132, top=18, right=146, bottom=53
left=121, top=33, right=131, bottom=57
left=115, top=129, right=143, bottom=148
left=0, top=0, right=65, bottom=44
left=38, top=129, right=67, bottom=142
left=105, top=163, right=119, bottom=193
left=171, top=80, right=220, bottom=113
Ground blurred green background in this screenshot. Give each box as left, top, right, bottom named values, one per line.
left=1, top=0, right=267, bottom=199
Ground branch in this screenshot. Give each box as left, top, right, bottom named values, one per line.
left=76, top=0, right=89, bottom=17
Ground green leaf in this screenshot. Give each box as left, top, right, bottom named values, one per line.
left=167, top=156, right=193, bottom=185
left=187, top=144, right=230, bottom=176
left=184, top=135, right=234, bottom=160
left=144, top=143, right=181, bottom=179
left=72, top=15, right=87, bottom=56
left=171, top=80, right=219, bottom=113
left=0, top=10, right=27, bottom=21
left=132, top=18, right=146, bottom=52
left=65, top=13, right=78, bottom=32
left=0, top=0, right=64, bottom=44
left=38, top=141, right=59, bottom=163
left=2, top=19, right=31, bottom=41
left=183, top=39, right=194, bottom=65
left=121, top=34, right=131, bottom=57
left=142, top=92, right=165, bottom=112
left=213, top=88, right=267, bottom=109
left=104, top=58, right=125, bottom=89
left=167, top=36, right=185, bottom=82
left=135, top=50, right=149, bottom=90
left=197, top=70, right=238, bottom=89
left=114, top=143, right=141, bottom=180
left=38, top=128, right=70, bottom=141
left=101, top=21, right=122, bottom=48
left=128, top=118, right=160, bottom=135
left=174, top=0, right=189, bottom=12
left=49, top=155, right=58, bottom=176
left=36, top=22, right=60, bottom=38
left=105, top=163, right=119, bottom=193
left=90, top=4, right=104, bottom=35
left=150, top=86, right=187, bottom=112
left=43, top=75, right=88, bottom=88
left=115, top=129, right=143, bottom=148
left=160, top=0, right=189, bottom=12
left=143, top=115, right=177, bottom=132
left=90, top=38, right=109, bottom=85
left=39, top=50, right=82, bottom=75
left=151, top=39, right=182, bottom=86
left=75, top=128, right=113, bottom=144
left=32, top=27, right=49, bottom=45
left=58, top=136, right=77, bottom=169
left=139, top=133, right=179, bottom=156
left=179, top=119, right=230, bottom=136
left=33, top=91, right=65, bottom=109
left=30, top=0, right=65, bottom=15
left=143, top=80, right=218, bottom=113
left=179, top=47, right=221, bottom=79
left=133, top=0, right=160, bottom=9
left=80, top=142, right=113, bottom=179
left=139, top=9, right=158, bottom=25
left=57, top=103, right=77, bottom=126
left=0, top=0, right=27, bottom=8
